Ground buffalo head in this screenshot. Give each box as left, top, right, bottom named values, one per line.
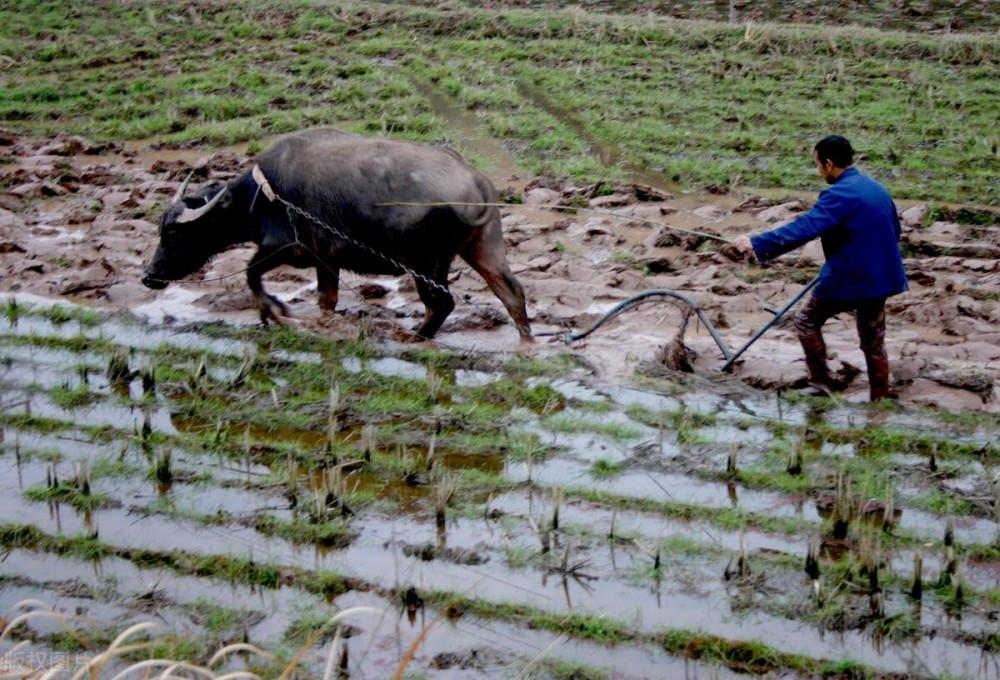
left=142, top=175, right=234, bottom=289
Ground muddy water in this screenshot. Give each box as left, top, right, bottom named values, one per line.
left=317, top=507, right=999, bottom=677
left=3, top=434, right=999, bottom=676
left=0, top=548, right=313, bottom=673
left=5, top=295, right=991, bottom=547
left=1, top=298, right=247, bottom=357
left=3, top=420, right=992, bottom=677
left=0, top=546, right=740, bottom=679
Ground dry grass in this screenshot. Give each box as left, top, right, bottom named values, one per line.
left=0, top=600, right=386, bottom=680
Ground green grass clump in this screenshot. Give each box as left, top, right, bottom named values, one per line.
left=23, top=483, right=110, bottom=511
left=542, top=413, right=643, bottom=441
left=38, top=305, right=103, bottom=327
left=589, top=458, right=623, bottom=479
left=253, top=514, right=354, bottom=548
left=182, top=598, right=260, bottom=635
left=48, top=383, right=98, bottom=410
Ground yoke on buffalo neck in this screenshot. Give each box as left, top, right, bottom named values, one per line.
left=251, top=164, right=277, bottom=204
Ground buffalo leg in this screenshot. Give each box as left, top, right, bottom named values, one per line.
left=317, top=262, right=340, bottom=312
left=460, top=222, right=532, bottom=341
left=412, top=264, right=455, bottom=340
left=248, top=248, right=291, bottom=324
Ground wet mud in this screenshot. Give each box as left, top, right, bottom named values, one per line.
left=1, top=129, right=997, bottom=412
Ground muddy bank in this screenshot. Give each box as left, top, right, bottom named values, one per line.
left=0, top=130, right=997, bottom=412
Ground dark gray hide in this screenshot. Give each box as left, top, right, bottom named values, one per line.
left=142, top=128, right=531, bottom=341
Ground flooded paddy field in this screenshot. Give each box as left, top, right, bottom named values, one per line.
left=2, top=0, right=1000, bottom=677
left=1, top=299, right=998, bottom=678
left=2, top=108, right=1000, bottom=680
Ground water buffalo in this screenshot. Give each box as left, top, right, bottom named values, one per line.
left=142, top=128, right=532, bottom=341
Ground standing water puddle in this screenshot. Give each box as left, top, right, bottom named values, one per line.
left=2, top=297, right=999, bottom=678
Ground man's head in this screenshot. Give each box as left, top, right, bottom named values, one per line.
left=813, top=134, right=853, bottom=184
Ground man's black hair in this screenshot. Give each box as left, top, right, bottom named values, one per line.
left=814, top=135, right=853, bottom=168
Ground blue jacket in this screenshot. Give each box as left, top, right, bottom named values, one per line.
left=750, top=167, right=908, bottom=300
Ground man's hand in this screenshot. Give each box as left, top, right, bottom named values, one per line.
left=719, top=234, right=758, bottom=263
left=732, top=235, right=755, bottom=255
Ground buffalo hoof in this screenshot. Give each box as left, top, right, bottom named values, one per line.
left=257, top=294, right=293, bottom=326
left=390, top=326, right=429, bottom=343
left=262, top=312, right=298, bottom=328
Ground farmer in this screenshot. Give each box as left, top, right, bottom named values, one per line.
left=732, top=134, right=908, bottom=401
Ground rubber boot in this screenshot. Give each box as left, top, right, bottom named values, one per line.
left=864, top=347, right=892, bottom=402
left=856, top=299, right=891, bottom=401
left=798, top=328, right=834, bottom=391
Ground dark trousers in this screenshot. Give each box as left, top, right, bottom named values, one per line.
left=793, top=296, right=891, bottom=401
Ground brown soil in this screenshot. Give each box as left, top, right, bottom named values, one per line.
left=1, top=130, right=997, bottom=412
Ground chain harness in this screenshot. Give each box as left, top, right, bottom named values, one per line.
left=252, top=164, right=462, bottom=303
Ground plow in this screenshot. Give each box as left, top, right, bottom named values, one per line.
left=544, top=275, right=820, bottom=373
left=380, top=198, right=821, bottom=372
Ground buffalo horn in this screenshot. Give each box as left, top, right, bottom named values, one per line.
left=175, top=186, right=228, bottom=224
left=171, top=171, right=195, bottom=204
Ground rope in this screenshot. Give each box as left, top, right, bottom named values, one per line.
left=149, top=169, right=734, bottom=344
left=277, top=198, right=720, bottom=346
left=155, top=243, right=299, bottom=285
left=376, top=200, right=731, bottom=244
